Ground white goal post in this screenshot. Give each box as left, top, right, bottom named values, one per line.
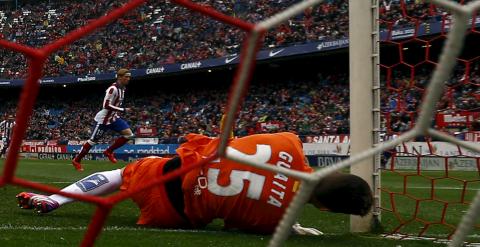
left=349, top=0, right=381, bottom=232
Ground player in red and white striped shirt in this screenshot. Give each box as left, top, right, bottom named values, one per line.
left=0, top=115, right=15, bottom=158
left=72, top=69, right=134, bottom=171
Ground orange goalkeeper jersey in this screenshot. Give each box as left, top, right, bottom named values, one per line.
left=177, top=132, right=313, bottom=234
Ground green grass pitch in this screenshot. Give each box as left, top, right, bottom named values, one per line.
left=1, top=159, right=479, bottom=246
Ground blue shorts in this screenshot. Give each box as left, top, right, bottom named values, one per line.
left=89, top=118, right=130, bottom=142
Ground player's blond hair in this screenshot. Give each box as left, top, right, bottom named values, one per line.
left=117, top=68, right=131, bottom=77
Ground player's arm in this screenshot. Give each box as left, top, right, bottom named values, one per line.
left=103, top=87, right=127, bottom=112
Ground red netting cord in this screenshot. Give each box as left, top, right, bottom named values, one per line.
left=81, top=206, right=113, bottom=247
left=381, top=152, right=480, bottom=239
left=219, top=30, right=265, bottom=155
left=381, top=1, right=480, bottom=239
left=1, top=59, right=44, bottom=185
left=0, top=0, right=259, bottom=246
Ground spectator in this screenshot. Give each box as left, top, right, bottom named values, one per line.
left=0, top=0, right=449, bottom=79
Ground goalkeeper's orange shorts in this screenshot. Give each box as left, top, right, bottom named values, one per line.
left=121, top=157, right=189, bottom=228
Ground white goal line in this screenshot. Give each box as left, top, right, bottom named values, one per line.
left=384, top=234, right=480, bottom=246
left=0, top=225, right=210, bottom=233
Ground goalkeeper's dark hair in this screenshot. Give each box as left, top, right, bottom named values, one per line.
left=313, top=173, right=373, bottom=216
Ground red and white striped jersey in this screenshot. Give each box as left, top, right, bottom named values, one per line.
left=0, top=120, right=15, bottom=140
left=94, top=83, right=126, bottom=124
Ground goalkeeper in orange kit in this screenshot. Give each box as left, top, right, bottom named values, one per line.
left=17, top=132, right=372, bottom=235
left=16, top=115, right=372, bottom=235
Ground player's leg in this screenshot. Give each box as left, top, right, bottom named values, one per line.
left=0, top=138, right=8, bottom=158
left=72, top=123, right=104, bottom=171
left=17, top=168, right=124, bottom=213
left=103, top=118, right=133, bottom=163
left=0, top=145, right=6, bottom=158
left=0, top=147, right=6, bottom=158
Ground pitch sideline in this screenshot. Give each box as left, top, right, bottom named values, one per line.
left=0, top=225, right=209, bottom=233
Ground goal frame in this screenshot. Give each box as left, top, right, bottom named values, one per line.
left=349, top=0, right=382, bottom=232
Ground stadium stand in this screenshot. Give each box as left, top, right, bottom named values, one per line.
left=0, top=0, right=478, bottom=144
left=0, top=0, right=460, bottom=79
left=0, top=75, right=350, bottom=143
left=1, top=61, right=479, bottom=144
left=381, top=63, right=480, bottom=133
left=1, top=0, right=480, bottom=245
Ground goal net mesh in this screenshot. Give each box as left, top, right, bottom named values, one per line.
left=380, top=0, right=480, bottom=243
left=0, top=0, right=480, bottom=247
left=381, top=151, right=480, bottom=240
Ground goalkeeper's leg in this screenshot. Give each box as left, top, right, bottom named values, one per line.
left=16, top=169, right=123, bottom=213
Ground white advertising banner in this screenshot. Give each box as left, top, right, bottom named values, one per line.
left=135, top=138, right=159, bottom=145
left=302, top=141, right=480, bottom=158
left=302, top=143, right=350, bottom=155
left=386, top=156, right=479, bottom=171
left=396, top=142, right=480, bottom=157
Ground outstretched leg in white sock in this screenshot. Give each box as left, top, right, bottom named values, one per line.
left=49, top=169, right=123, bottom=206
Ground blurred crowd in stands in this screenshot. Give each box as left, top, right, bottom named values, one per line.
left=0, top=0, right=454, bottom=79
left=0, top=0, right=479, bottom=143
left=1, top=60, right=479, bottom=143
left=1, top=76, right=351, bottom=143
left=382, top=61, right=480, bottom=133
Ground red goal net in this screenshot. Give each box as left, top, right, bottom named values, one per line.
left=0, top=0, right=262, bottom=246
left=381, top=149, right=480, bottom=240
left=380, top=0, right=480, bottom=241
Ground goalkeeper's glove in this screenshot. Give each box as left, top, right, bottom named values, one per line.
left=292, top=223, right=324, bottom=236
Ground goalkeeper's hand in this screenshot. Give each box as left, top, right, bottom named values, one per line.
left=291, top=223, right=323, bottom=236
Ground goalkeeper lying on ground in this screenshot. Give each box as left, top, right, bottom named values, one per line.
left=16, top=132, right=372, bottom=235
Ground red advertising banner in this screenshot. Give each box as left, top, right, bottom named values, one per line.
left=436, top=112, right=480, bottom=128
left=21, top=145, right=67, bottom=153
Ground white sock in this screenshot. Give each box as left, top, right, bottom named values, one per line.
left=49, top=169, right=123, bottom=206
